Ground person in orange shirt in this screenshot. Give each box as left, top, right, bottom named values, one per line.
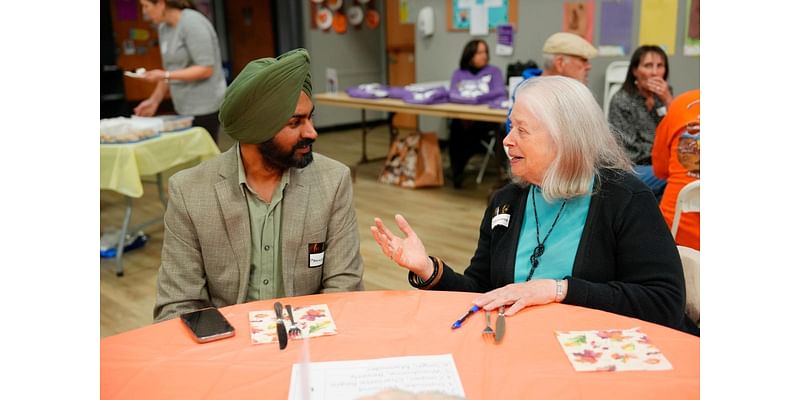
left=652, top=89, right=700, bottom=250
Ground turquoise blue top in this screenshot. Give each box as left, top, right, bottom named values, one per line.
left=513, top=180, right=594, bottom=282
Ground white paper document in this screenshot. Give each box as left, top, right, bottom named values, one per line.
left=287, top=354, right=465, bottom=400
left=469, top=5, right=489, bottom=36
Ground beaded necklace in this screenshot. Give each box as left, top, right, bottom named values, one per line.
left=526, top=189, right=567, bottom=281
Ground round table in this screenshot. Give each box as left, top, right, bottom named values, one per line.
left=100, top=290, right=699, bottom=399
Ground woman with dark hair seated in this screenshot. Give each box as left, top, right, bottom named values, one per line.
left=608, top=45, right=672, bottom=200
left=447, top=39, right=506, bottom=188
left=372, top=76, right=698, bottom=335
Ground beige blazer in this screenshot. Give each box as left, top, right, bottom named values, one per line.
left=154, top=147, right=364, bottom=322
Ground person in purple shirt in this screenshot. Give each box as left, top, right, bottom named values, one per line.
left=447, top=39, right=507, bottom=188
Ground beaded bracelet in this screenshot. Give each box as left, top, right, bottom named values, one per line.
left=555, top=279, right=563, bottom=302
left=408, top=256, right=439, bottom=289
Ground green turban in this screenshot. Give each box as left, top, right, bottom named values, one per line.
left=219, top=48, right=313, bottom=144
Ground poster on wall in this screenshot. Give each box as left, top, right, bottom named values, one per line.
left=683, top=0, right=700, bottom=56
left=447, top=0, right=517, bottom=32
left=116, top=0, right=138, bottom=21
left=638, top=0, right=678, bottom=55
left=470, top=3, right=489, bottom=36
left=598, top=0, right=632, bottom=56
left=399, top=0, right=410, bottom=23
left=563, top=1, right=595, bottom=43
left=496, top=24, right=514, bottom=56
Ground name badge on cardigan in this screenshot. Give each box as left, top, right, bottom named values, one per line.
left=492, top=204, right=511, bottom=229
left=492, top=214, right=510, bottom=229
left=308, top=242, right=325, bottom=268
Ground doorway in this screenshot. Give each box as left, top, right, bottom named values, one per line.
left=225, top=0, right=276, bottom=77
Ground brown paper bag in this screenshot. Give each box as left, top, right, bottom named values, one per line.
left=379, top=132, right=444, bottom=188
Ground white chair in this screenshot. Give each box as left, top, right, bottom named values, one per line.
left=671, top=180, right=700, bottom=238
left=677, top=245, right=700, bottom=326
left=603, top=61, right=629, bottom=119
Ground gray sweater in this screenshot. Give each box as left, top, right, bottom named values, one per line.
left=608, top=89, right=668, bottom=164
left=158, top=9, right=227, bottom=116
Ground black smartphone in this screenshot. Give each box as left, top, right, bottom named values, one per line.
left=180, top=307, right=236, bottom=343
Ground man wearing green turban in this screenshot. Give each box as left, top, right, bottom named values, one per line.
left=154, top=49, right=364, bottom=322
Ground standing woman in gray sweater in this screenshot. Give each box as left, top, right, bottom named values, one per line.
left=134, top=0, right=227, bottom=143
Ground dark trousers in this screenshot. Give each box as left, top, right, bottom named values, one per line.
left=448, top=119, right=503, bottom=187
left=193, top=111, right=220, bottom=143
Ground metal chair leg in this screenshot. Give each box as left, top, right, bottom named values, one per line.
left=360, top=109, right=369, bottom=163
left=476, top=136, right=496, bottom=184
left=115, top=196, right=133, bottom=277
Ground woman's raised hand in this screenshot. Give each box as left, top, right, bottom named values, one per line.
left=370, top=215, right=433, bottom=277
left=644, top=77, right=673, bottom=106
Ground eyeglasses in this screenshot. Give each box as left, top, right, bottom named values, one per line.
left=562, top=55, right=590, bottom=66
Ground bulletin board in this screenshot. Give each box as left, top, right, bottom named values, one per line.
left=447, top=0, right=518, bottom=32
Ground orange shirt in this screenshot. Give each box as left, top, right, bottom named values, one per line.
left=652, top=89, right=700, bottom=250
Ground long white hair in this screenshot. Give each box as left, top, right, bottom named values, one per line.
left=513, top=76, right=631, bottom=201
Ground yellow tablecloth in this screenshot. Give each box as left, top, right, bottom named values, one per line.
left=100, top=127, right=220, bottom=198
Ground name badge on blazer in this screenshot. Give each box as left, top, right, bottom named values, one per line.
left=491, top=204, right=511, bottom=229
left=308, top=242, right=325, bottom=268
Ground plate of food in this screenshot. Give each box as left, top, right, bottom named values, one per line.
left=124, top=67, right=147, bottom=79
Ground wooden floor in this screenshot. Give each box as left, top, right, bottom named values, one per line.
left=100, top=125, right=508, bottom=338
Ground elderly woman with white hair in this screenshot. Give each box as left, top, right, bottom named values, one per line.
left=371, top=76, right=696, bottom=334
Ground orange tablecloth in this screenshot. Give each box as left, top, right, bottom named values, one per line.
left=100, top=291, right=699, bottom=399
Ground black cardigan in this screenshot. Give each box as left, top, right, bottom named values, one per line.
left=432, top=168, right=696, bottom=334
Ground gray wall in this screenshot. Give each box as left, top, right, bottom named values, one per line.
left=407, top=0, right=700, bottom=136
left=302, top=1, right=388, bottom=128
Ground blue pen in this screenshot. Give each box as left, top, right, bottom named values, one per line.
left=451, top=305, right=481, bottom=329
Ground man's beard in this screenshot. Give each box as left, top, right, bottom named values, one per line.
left=258, top=137, right=315, bottom=170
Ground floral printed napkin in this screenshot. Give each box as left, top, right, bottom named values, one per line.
left=249, top=304, right=337, bottom=345
left=555, top=327, right=672, bottom=372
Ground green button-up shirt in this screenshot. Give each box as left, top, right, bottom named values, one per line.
left=237, top=144, right=290, bottom=301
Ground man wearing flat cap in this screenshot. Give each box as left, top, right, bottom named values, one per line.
left=501, top=32, right=598, bottom=142
left=540, top=32, right=598, bottom=84
left=154, top=48, right=364, bottom=322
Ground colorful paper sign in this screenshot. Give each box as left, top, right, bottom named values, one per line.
left=129, top=28, right=150, bottom=41
left=639, top=0, right=679, bottom=55
left=683, top=0, right=700, bottom=56
left=563, top=1, right=595, bottom=43
left=116, top=0, right=138, bottom=21
left=598, top=0, right=633, bottom=55
left=496, top=24, right=514, bottom=56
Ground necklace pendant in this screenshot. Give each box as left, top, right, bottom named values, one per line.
left=533, top=243, right=545, bottom=258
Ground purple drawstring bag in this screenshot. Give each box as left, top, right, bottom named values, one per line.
left=488, top=97, right=512, bottom=109
left=386, top=86, right=410, bottom=99
left=448, top=65, right=507, bottom=105
left=402, top=86, right=450, bottom=104
left=345, top=83, right=390, bottom=99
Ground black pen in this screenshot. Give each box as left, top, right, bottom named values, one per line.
left=451, top=305, right=481, bottom=329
